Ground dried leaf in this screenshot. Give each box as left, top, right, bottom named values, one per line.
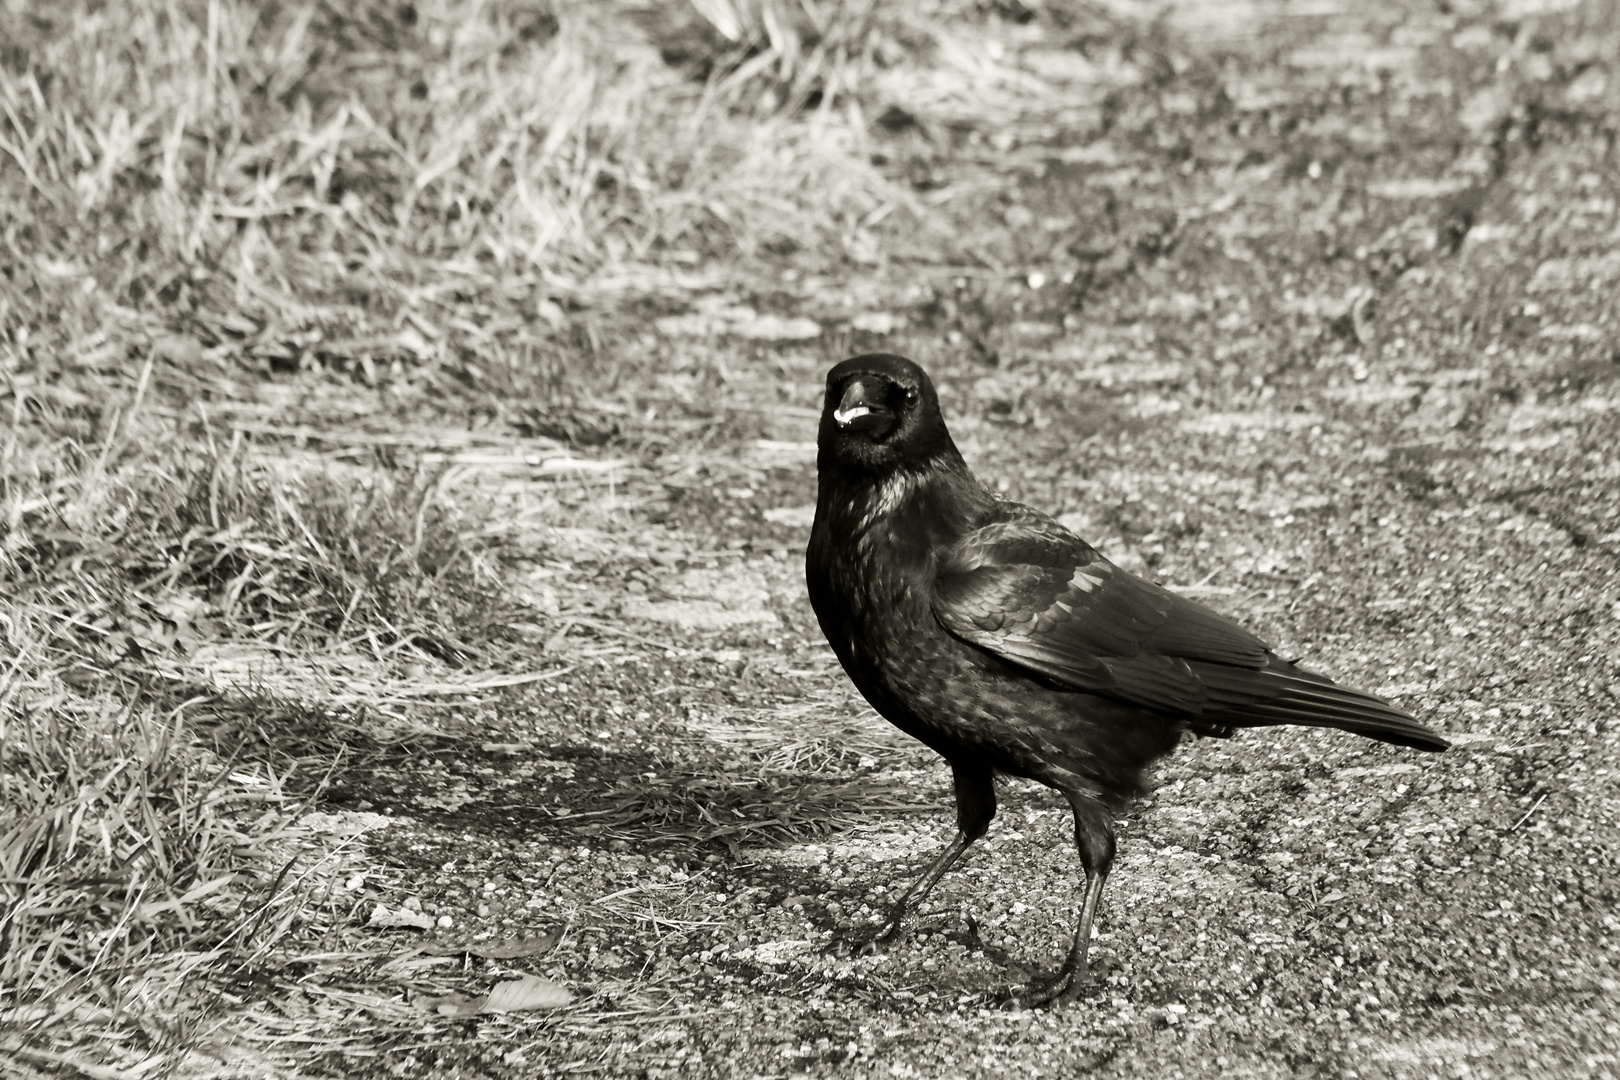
left=484, top=974, right=572, bottom=1012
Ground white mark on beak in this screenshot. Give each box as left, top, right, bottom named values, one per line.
left=834, top=405, right=871, bottom=426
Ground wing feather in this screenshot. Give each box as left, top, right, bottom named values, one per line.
left=933, top=507, right=1268, bottom=711
left=932, top=503, right=1448, bottom=751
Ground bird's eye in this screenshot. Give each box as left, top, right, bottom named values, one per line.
left=903, top=386, right=919, bottom=404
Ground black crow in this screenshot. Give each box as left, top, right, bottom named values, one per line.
left=806, top=353, right=1448, bottom=1004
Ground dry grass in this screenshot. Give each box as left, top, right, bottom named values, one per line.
left=0, top=0, right=946, bottom=389
left=0, top=419, right=508, bottom=1065
left=0, top=620, right=301, bottom=1073
left=0, top=286, right=517, bottom=1068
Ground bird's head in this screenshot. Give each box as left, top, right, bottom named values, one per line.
left=817, top=354, right=960, bottom=477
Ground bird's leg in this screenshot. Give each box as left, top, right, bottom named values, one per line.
left=858, top=829, right=974, bottom=952
left=1021, top=791, right=1115, bottom=1006
left=850, top=759, right=995, bottom=954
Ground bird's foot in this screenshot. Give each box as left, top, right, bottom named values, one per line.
left=832, top=896, right=918, bottom=957
left=832, top=919, right=905, bottom=958
left=998, top=959, right=1103, bottom=1009
left=1021, top=969, right=1089, bottom=1008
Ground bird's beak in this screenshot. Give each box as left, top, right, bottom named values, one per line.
left=833, top=377, right=894, bottom=433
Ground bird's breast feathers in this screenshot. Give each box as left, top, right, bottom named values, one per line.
left=866, top=470, right=923, bottom=522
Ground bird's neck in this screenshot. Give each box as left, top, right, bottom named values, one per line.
left=820, top=457, right=992, bottom=567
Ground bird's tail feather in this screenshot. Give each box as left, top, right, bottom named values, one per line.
left=1194, top=660, right=1450, bottom=752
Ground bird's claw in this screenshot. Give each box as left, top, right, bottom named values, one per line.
left=834, top=920, right=904, bottom=957
left=1025, top=974, right=1085, bottom=1008
left=999, top=964, right=1095, bottom=1009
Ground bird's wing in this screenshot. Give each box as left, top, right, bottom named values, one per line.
left=932, top=506, right=1271, bottom=713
